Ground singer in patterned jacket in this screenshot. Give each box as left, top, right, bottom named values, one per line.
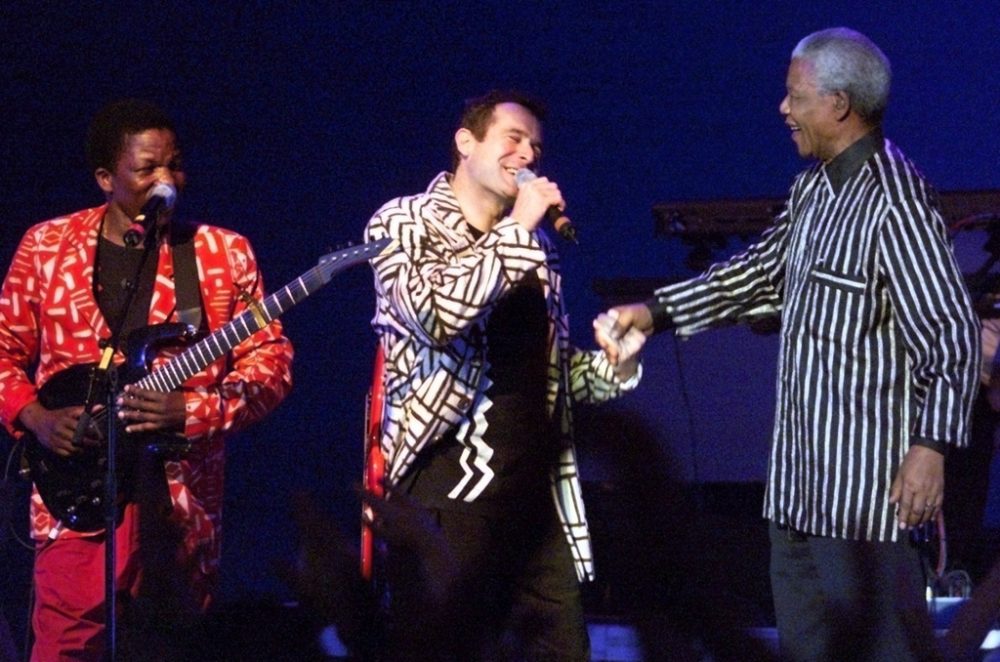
left=363, top=90, right=643, bottom=660
left=0, top=99, right=293, bottom=660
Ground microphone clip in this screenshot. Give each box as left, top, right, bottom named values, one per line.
left=123, top=182, right=177, bottom=248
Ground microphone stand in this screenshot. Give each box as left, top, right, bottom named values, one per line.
left=77, top=221, right=160, bottom=662
left=104, top=363, right=120, bottom=662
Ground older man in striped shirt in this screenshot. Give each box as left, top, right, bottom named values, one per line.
left=600, top=28, right=980, bottom=661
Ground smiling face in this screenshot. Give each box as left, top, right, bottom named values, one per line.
left=454, top=102, right=543, bottom=206
left=779, top=57, right=843, bottom=162
left=95, top=128, right=185, bottom=237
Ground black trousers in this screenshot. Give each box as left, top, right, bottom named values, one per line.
left=769, top=522, right=935, bottom=662
left=385, top=500, right=589, bottom=661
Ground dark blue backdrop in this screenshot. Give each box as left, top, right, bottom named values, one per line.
left=1, top=0, right=998, bottom=624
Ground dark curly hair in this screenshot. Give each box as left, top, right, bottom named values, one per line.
left=86, top=99, right=176, bottom=172
left=450, top=90, right=546, bottom=170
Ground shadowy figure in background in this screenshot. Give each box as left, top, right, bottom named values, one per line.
left=944, top=315, right=1000, bottom=587
left=112, top=470, right=1000, bottom=661
left=114, top=486, right=327, bottom=661
left=62, top=482, right=456, bottom=660
left=276, top=491, right=376, bottom=657
left=116, top=451, right=201, bottom=660
left=278, top=487, right=459, bottom=660
left=941, top=552, right=1000, bottom=661
left=575, top=405, right=778, bottom=661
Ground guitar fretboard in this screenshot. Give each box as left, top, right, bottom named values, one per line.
left=134, top=238, right=393, bottom=393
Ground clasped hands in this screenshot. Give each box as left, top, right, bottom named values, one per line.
left=593, top=303, right=652, bottom=379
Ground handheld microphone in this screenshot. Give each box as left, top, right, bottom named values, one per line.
left=514, top=168, right=578, bottom=244
left=123, top=182, right=177, bottom=247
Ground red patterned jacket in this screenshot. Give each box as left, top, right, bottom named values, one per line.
left=0, top=204, right=293, bottom=576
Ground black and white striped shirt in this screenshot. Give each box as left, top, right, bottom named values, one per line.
left=650, top=133, right=981, bottom=542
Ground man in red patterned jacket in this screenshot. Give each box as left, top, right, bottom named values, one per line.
left=0, top=99, right=294, bottom=660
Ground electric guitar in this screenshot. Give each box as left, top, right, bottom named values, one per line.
left=361, top=342, right=386, bottom=582
left=22, top=237, right=398, bottom=532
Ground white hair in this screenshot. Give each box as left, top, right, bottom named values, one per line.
left=792, top=27, right=892, bottom=126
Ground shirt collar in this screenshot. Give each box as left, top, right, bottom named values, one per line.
left=823, top=128, right=883, bottom=194
left=426, top=171, right=479, bottom=239
left=427, top=171, right=461, bottom=210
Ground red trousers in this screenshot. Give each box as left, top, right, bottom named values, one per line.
left=30, top=510, right=143, bottom=661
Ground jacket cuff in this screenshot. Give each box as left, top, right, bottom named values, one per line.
left=645, top=297, right=674, bottom=334
left=910, top=436, right=948, bottom=456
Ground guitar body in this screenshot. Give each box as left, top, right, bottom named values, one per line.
left=19, top=238, right=398, bottom=533
left=361, top=343, right=387, bottom=582
left=22, top=324, right=194, bottom=532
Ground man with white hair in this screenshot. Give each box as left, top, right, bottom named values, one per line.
left=599, top=28, right=980, bottom=660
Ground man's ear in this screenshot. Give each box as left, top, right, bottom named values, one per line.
left=454, top=128, right=474, bottom=160
left=94, top=168, right=113, bottom=196
left=833, top=91, right=851, bottom=121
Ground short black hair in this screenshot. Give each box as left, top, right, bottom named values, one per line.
left=451, top=90, right=546, bottom=170
left=86, top=99, right=176, bottom=172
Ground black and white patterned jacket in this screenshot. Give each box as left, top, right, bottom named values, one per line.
left=364, top=172, right=637, bottom=580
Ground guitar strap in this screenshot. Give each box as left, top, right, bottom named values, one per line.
left=169, top=222, right=204, bottom=331
left=136, top=222, right=202, bottom=523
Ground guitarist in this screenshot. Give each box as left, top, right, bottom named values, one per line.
left=0, top=99, right=293, bottom=660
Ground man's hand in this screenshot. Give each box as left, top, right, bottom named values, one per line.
left=593, top=304, right=654, bottom=366
left=19, top=401, right=101, bottom=457
left=594, top=309, right=647, bottom=379
left=117, top=386, right=186, bottom=434
left=889, top=444, right=945, bottom=530
left=509, top=175, right=563, bottom=232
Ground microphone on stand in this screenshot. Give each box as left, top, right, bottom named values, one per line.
left=123, top=182, right=177, bottom=247
left=514, top=168, right=578, bottom=244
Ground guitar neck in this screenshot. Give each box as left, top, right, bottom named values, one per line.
left=134, top=238, right=394, bottom=393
